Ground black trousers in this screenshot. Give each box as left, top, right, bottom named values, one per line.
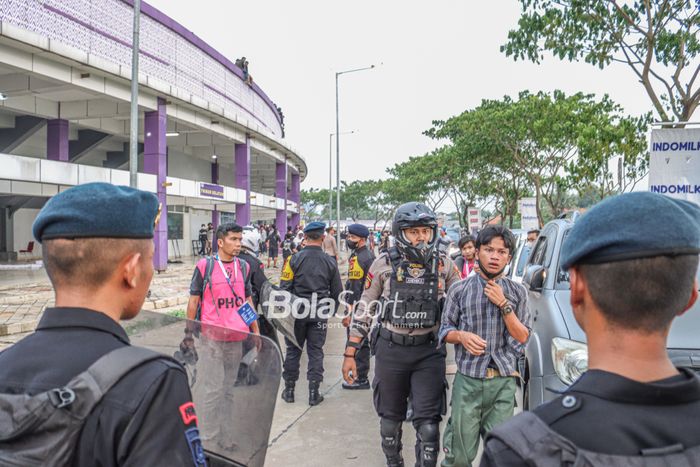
left=346, top=328, right=370, bottom=380
left=282, top=319, right=328, bottom=383
left=373, top=334, right=447, bottom=426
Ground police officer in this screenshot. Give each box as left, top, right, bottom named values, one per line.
left=0, top=183, right=204, bottom=466
left=343, top=202, right=461, bottom=467
left=341, top=223, right=376, bottom=390
left=280, top=221, right=343, bottom=406
left=239, top=226, right=279, bottom=348
left=482, top=192, right=700, bottom=466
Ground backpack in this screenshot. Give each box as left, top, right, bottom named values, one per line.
left=0, top=346, right=178, bottom=467
left=485, top=411, right=700, bottom=466
left=196, top=256, right=249, bottom=321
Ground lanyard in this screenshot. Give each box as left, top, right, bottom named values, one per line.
left=215, top=255, right=244, bottom=307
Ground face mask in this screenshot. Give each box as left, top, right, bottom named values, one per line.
left=346, top=239, right=358, bottom=250
left=526, top=241, right=535, bottom=248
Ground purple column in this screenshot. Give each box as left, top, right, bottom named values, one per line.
left=235, top=137, right=251, bottom=225
left=47, top=119, right=69, bottom=161
left=290, top=171, right=301, bottom=229
left=144, top=98, right=168, bottom=271
left=275, top=161, right=288, bottom=234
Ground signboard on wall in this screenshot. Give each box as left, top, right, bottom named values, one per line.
left=167, top=212, right=183, bottom=240
left=200, top=183, right=224, bottom=200
left=649, top=128, right=700, bottom=206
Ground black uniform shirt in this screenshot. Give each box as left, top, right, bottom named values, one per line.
left=345, top=246, right=375, bottom=307
left=280, top=245, right=343, bottom=317
left=481, top=368, right=700, bottom=466
left=237, top=251, right=267, bottom=307
left=0, top=307, right=201, bottom=466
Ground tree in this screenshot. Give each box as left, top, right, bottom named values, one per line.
left=427, top=91, right=649, bottom=226
left=503, top=0, right=700, bottom=123
left=300, top=188, right=330, bottom=221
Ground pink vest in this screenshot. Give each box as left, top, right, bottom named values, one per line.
left=197, top=257, right=249, bottom=341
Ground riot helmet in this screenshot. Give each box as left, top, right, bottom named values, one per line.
left=241, top=225, right=262, bottom=255
left=392, top=202, right=439, bottom=264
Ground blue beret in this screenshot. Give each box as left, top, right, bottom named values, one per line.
left=33, top=182, right=160, bottom=243
left=561, top=192, right=700, bottom=270
left=304, top=221, right=326, bottom=233
left=348, top=223, right=369, bottom=238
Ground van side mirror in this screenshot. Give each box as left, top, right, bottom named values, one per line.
left=523, top=265, right=545, bottom=292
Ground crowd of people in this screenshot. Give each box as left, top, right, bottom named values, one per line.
left=1, top=182, right=699, bottom=467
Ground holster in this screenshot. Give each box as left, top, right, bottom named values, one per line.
left=369, top=325, right=380, bottom=356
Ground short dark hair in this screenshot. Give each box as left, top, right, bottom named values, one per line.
left=476, top=225, right=515, bottom=253
left=580, top=255, right=698, bottom=332
left=43, top=238, right=150, bottom=289
left=527, top=229, right=540, bottom=235
left=216, top=222, right=243, bottom=240
left=306, top=231, right=323, bottom=241
left=458, top=236, right=475, bottom=249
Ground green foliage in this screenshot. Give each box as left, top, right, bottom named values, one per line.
left=426, top=90, right=649, bottom=226
left=503, top=0, right=700, bottom=122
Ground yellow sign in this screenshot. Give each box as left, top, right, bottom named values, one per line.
left=281, top=257, right=294, bottom=281
left=348, top=257, right=365, bottom=280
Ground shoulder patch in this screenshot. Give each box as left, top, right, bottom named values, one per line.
left=365, top=271, right=374, bottom=289
left=281, top=256, right=294, bottom=281
left=179, top=401, right=198, bottom=425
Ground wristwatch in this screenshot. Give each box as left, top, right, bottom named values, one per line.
left=500, top=303, right=515, bottom=317
left=346, top=340, right=362, bottom=350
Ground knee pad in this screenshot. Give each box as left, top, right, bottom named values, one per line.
left=380, top=418, right=403, bottom=455
left=417, top=422, right=439, bottom=443
left=416, top=422, right=439, bottom=467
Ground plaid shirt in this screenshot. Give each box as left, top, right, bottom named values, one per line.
left=438, top=274, right=531, bottom=378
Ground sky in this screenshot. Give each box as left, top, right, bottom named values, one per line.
left=147, top=0, right=653, bottom=193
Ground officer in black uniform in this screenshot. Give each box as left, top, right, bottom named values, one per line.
left=482, top=192, right=700, bottom=466
left=341, top=223, right=376, bottom=390
left=280, top=221, right=343, bottom=406
left=0, top=183, right=205, bottom=466
left=239, top=226, right=278, bottom=348
left=343, top=203, right=461, bottom=467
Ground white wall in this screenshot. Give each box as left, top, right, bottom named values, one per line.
left=13, top=208, right=42, bottom=259
left=188, top=209, right=212, bottom=256
left=168, top=150, right=211, bottom=182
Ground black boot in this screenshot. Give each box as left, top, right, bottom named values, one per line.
left=281, top=380, right=295, bottom=403
left=309, top=381, right=324, bottom=406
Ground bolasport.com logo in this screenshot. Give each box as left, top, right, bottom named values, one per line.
left=261, top=290, right=428, bottom=327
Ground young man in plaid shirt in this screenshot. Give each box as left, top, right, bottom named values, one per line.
left=438, top=225, right=531, bottom=467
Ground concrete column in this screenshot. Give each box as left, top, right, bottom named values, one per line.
left=290, top=171, right=301, bottom=229
left=47, top=119, right=69, bottom=161
left=275, top=161, right=288, bottom=234
left=235, top=137, right=251, bottom=225
left=143, top=98, right=168, bottom=271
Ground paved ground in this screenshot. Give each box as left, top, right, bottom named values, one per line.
left=0, top=250, right=515, bottom=466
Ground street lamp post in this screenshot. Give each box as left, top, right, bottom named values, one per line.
left=328, top=130, right=356, bottom=225
left=335, top=65, right=374, bottom=247
left=129, top=0, right=141, bottom=188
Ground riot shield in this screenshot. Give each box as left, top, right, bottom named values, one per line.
left=259, top=281, right=302, bottom=350
left=122, top=310, right=282, bottom=467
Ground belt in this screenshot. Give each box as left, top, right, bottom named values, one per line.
left=484, top=367, right=521, bottom=379
left=379, top=327, right=434, bottom=346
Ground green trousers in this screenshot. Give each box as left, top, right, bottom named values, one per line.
left=441, top=372, right=517, bottom=467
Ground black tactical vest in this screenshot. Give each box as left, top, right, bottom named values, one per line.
left=382, top=247, right=441, bottom=329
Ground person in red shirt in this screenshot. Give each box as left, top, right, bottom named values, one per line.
left=454, top=236, right=477, bottom=279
